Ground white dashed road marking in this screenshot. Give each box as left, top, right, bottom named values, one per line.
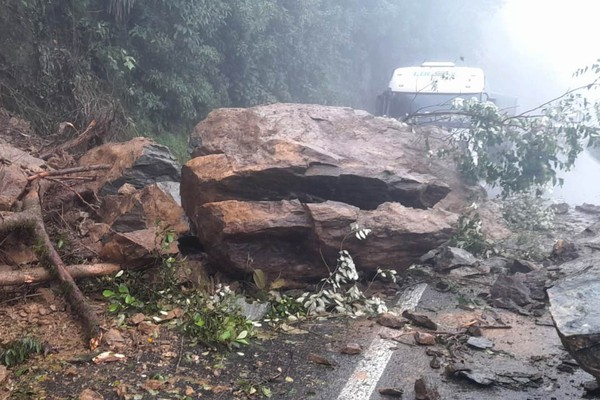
left=336, top=283, right=428, bottom=400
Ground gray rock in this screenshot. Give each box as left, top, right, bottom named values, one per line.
left=101, top=143, right=180, bottom=195
left=575, top=203, right=600, bottom=214
left=432, top=246, right=478, bottom=271
left=548, top=256, right=600, bottom=380
left=467, top=336, right=494, bottom=350
left=184, top=104, right=464, bottom=211
left=490, top=274, right=532, bottom=307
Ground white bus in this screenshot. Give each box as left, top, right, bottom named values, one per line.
left=377, top=62, right=516, bottom=122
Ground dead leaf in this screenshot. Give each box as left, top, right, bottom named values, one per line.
left=211, top=385, right=232, bottom=394
left=163, top=307, right=183, bottom=321
left=92, top=351, right=126, bottom=364
left=143, top=379, right=165, bottom=391
left=79, top=388, right=104, bottom=400
left=0, top=365, right=7, bottom=384
left=278, top=323, right=308, bottom=334
left=270, top=279, right=288, bottom=289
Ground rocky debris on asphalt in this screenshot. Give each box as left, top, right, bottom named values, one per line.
left=548, top=255, right=600, bottom=381
left=421, top=246, right=479, bottom=271
left=466, top=336, right=494, bottom=350
left=308, top=353, right=338, bottom=367
left=414, top=331, right=437, bottom=346
left=377, top=312, right=409, bottom=329
left=378, top=387, right=404, bottom=397
left=402, top=310, right=438, bottom=330
left=490, top=274, right=533, bottom=308
left=192, top=198, right=457, bottom=284
left=340, top=343, right=362, bottom=355
left=414, top=376, right=440, bottom=400
left=575, top=203, right=600, bottom=214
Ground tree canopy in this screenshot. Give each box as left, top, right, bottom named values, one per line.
left=0, top=0, right=501, bottom=136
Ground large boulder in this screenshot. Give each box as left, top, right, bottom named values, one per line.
left=181, top=104, right=473, bottom=283
left=76, top=138, right=188, bottom=265
left=548, top=256, right=600, bottom=381
left=183, top=103, right=464, bottom=213
left=195, top=199, right=456, bottom=285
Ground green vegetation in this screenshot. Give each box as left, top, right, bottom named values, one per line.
left=448, top=210, right=495, bottom=257
left=0, top=0, right=500, bottom=138
left=436, top=88, right=599, bottom=196
left=0, top=337, right=43, bottom=367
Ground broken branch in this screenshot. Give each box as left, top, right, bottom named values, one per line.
left=0, top=263, right=121, bottom=286
left=27, top=164, right=111, bottom=181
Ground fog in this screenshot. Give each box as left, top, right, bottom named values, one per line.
left=479, top=0, right=600, bottom=204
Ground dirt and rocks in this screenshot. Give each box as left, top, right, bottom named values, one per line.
left=2, top=104, right=600, bottom=400
left=1, top=204, right=599, bottom=399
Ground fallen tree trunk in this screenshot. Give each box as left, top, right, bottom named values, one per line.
left=0, top=181, right=103, bottom=349
left=0, top=263, right=121, bottom=286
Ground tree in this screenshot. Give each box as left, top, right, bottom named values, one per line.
left=421, top=70, right=600, bottom=197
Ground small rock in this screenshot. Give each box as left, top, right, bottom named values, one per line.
left=432, top=246, right=478, bottom=270
left=129, top=313, right=146, bottom=325
left=378, top=387, right=404, bottom=397
left=455, top=370, right=495, bottom=386
left=162, top=307, right=183, bottom=321
left=79, top=388, right=104, bottom=400
left=402, top=310, right=437, bottom=330
left=449, top=265, right=490, bottom=277
left=102, top=328, right=125, bottom=346
left=414, top=331, right=436, bottom=346
left=550, top=202, right=569, bottom=214
left=340, top=343, right=362, bottom=355
left=414, top=376, right=440, bottom=400
left=490, top=274, right=532, bottom=307
left=510, top=259, right=539, bottom=274
left=466, top=336, right=494, bottom=350
left=308, top=353, right=338, bottom=366
left=583, top=380, right=600, bottom=396
left=377, top=312, right=408, bottom=329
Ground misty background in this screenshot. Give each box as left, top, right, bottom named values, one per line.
left=480, top=0, right=600, bottom=204
left=0, top=0, right=599, bottom=203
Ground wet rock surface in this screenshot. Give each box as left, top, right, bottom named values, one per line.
left=548, top=257, right=600, bottom=380
left=181, top=104, right=475, bottom=283
left=78, top=137, right=181, bottom=195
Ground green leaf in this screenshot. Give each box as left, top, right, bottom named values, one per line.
left=118, top=284, right=129, bottom=294
left=102, top=290, right=115, bottom=298
left=218, top=329, right=232, bottom=342
left=261, top=386, right=272, bottom=397
left=253, top=269, right=267, bottom=290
